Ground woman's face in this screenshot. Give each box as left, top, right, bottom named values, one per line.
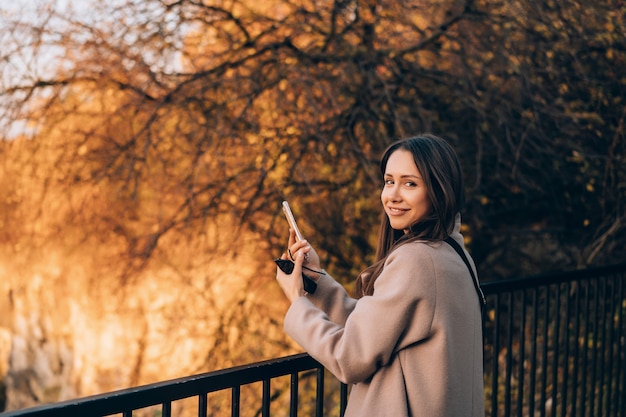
left=381, top=149, right=432, bottom=232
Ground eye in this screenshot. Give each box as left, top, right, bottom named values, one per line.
left=404, top=181, right=417, bottom=187
left=384, top=179, right=394, bottom=186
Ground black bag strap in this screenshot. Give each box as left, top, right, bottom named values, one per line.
left=444, top=237, right=486, bottom=311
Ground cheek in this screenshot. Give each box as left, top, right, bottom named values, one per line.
left=421, top=196, right=433, bottom=213
left=380, top=188, right=387, bottom=203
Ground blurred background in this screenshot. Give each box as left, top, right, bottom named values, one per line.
left=0, top=0, right=624, bottom=412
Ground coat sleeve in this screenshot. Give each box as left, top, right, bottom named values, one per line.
left=304, top=272, right=357, bottom=326
left=284, top=243, right=437, bottom=384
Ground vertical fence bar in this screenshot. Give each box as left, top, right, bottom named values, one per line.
left=481, top=301, right=490, bottom=417
left=491, top=293, right=500, bottom=417
left=616, top=271, right=624, bottom=417
left=529, top=287, right=538, bottom=416
left=617, top=272, right=626, bottom=417
left=314, top=367, right=324, bottom=417
left=571, top=280, right=581, bottom=417
left=561, top=282, right=572, bottom=417
left=605, top=275, right=616, bottom=416
left=560, top=281, right=571, bottom=417
left=505, top=292, right=513, bottom=417
left=162, top=401, right=171, bottom=417
left=289, top=372, right=298, bottom=417
left=540, top=285, right=549, bottom=417
left=516, top=290, right=526, bottom=417
left=339, top=383, right=348, bottom=417
left=597, top=278, right=607, bottom=416
left=591, top=277, right=601, bottom=416
left=550, top=283, right=560, bottom=417
left=617, top=273, right=623, bottom=417
left=613, top=273, right=622, bottom=416
left=198, top=393, right=207, bottom=417
left=581, top=279, right=591, bottom=416
left=231, top=385, right=240, bottom=417
left=262, top=379, right=270, bottom=417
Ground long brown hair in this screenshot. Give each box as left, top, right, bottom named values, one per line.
left=355, top=134, right=465, bottom=297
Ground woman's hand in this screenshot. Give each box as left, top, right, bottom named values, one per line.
left=276, top=250, right=306, bottom=303
left=287, top=229, right=322, bottom=274
left=276, top=229, right=323, bottom=303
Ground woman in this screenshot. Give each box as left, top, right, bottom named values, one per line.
left=276, top=134, right=485, bottom=417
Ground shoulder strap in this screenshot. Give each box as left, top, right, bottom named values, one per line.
left=444, top=237, right=486, bottom=310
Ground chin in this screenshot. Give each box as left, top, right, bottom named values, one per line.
left=390, top=222, right=409, bottom=231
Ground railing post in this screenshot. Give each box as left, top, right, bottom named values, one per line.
left=162, top=401, right=171, bottom=417
left=262, top=379, right=270, bottom=417
left=289, top=372, right=298, bottom=417
left=231, top=385, right=240, bottom=417
left=315, top=367, right=324, bottom=417
left=339, top=383, right=348, bottom=417
left=198, top=393, right=207, bottom=417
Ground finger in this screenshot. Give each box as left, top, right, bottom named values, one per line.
left=290, top=239, right=308, bottom=253
left=293, top=250, right=305, bottom=274
left=288, top=228, right=297, bottom=246
left=301, top=242, right=312, bottom=260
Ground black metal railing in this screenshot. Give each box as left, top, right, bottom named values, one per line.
left=2, top=263, right=625, bottom=417
left=1, top=354, right=348, bottom=417
left=482, top=262, right=626, bottom=417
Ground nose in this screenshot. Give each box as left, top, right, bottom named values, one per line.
left=390, top=189, right=402, bottom=202
left=384, top=184, right=402, bottom=203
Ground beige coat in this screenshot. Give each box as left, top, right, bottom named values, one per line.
left=284, top=222, right=484, bottom=417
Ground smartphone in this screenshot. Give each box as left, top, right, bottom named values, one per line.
left=279, top=201, right=317, bottom=293
left=282, top=201, right=304, bottom=241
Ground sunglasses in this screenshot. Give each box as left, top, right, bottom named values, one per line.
left=274, top=258, right=319, bottom=294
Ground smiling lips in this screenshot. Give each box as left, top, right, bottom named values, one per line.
left=387, top=206, right=409, bottom=215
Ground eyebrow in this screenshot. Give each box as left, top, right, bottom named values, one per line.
left=384, top=173, right=421, bottom=179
